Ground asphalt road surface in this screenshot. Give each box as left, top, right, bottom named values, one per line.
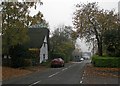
left=3, top=60, right=89, bottom=85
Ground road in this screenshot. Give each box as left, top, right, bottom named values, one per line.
left=2, top=60, right=89, bottom=85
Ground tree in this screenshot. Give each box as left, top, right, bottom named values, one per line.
left=50, top=25, right=75, bottom=62
left=103, top=28, right=120, bottom=57
left=73, top=2, right=118, bottom=56
left=2, top=1, right=44, bottom=56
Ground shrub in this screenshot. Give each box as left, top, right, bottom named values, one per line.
left=92, top=55, right=120, bottom=68
left=23, top=59, right=32, bottom=67
left=50, top=53, right=70, bottom=63
left=11, top=56, right=25, bottom=68
left=28, top=49, right=40, bottom=65
left=50, top=53, right=65, bottom=60
left=9, top=44, right=30, bottom=68
left=41, top=60, right=51, bottom=67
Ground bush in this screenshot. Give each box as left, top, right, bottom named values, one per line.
left=50, top=53, right=65, bottom=60
left=92, top=55, right=120, bottom=68
left=40, top=60, right=51, bottom=67
left=11, top=57, right=26, bottom=68
left=9, top=44, right=31, bottom=68
left=28, top=49, right=40, bottom=65
left=23, top=59, right=32, bottom=67
left=50, top=53, right=70, bottom=63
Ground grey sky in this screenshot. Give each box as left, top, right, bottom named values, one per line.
left=29, top=0, right=120, bottom=52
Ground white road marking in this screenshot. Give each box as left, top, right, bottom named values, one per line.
left=72, top=62, right=82, bottom=63
left=83, top=74, right=85, bottom=77
left=29, top=81, right=41, bottom=86
left=49, top=66, right=71, bottom=78
left=80, top=81, right=83, bottom=84
left=82, top=77, right=84, bottom=79
left=62, top=68, right=68, bottom=71
left=48, top=72, right=59, bottom=78
left=68, top=66, right=71, bottom=68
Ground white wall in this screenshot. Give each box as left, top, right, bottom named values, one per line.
left=39, top=36, right=48, bottom=63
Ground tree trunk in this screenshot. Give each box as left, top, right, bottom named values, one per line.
left=97, top=41, right=102, bottom=56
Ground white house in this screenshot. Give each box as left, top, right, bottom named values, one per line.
left=28, top=25, right=49, bottom=64
left=39, top=36, right=48, bottom=63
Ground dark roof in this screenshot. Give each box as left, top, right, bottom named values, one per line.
left=28, top=27, right=49, bottom=48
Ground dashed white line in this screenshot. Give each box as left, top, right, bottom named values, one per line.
left=49, top=67, right=70, bottom=78
left=29, top=81, right=41, bottom=86
left=82, top=77, right=84, bottom=79
left=83, top=74, right=85, bottom=77
left=48, top=72, right=60, bottom=78
left=80, top=81, right=83, bottom=84
left=62, top=68, right=68, bottom=71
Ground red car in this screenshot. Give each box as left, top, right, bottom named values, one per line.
left=51, top=58, right=65, bottom=67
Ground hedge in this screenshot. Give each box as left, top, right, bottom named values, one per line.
left=50, top=53, right=69, bottom=63
left=92, top=55, right=120, bottom=68
left=50, top=53, right=65, bottom=60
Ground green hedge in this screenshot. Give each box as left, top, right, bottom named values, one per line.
left=50, top=53, right=70, bottom=63
left=50, top=53, right=65, bottom=60
left=92, top=55, right=120, bottom=68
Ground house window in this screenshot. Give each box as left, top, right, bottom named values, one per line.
left=43, top=54, right=45, bottom=62
left=44, top=42, right=46, bottom=47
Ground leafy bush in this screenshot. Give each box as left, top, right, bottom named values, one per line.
left=28, top=49, right=40, bottom=65
left=103, top=29, right=120, bottom=57
left=92, top=55, right=120, bottom=68
left=50, top=53, right=65, bottom=60
left=9, top=44, right=30, bottom=68
left=50, top=53, right=69, bottom=63
left=23, top=59, right=32, bottom=67
left=40, top=60, right=51, bottom=67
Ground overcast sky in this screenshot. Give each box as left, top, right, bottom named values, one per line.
left=30, top=0, right=120, bottom=52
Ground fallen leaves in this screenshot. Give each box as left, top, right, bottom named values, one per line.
left=2, top=66, right=47, bottom=80
left=84, top=63, right=120, bottom=78
left=2, top=67, right=32, bottom=80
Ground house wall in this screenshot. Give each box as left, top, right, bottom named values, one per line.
left=39, top=36, right=48, bottom=63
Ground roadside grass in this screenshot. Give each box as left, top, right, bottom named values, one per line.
left=92, top=55, right=120, bottom=68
